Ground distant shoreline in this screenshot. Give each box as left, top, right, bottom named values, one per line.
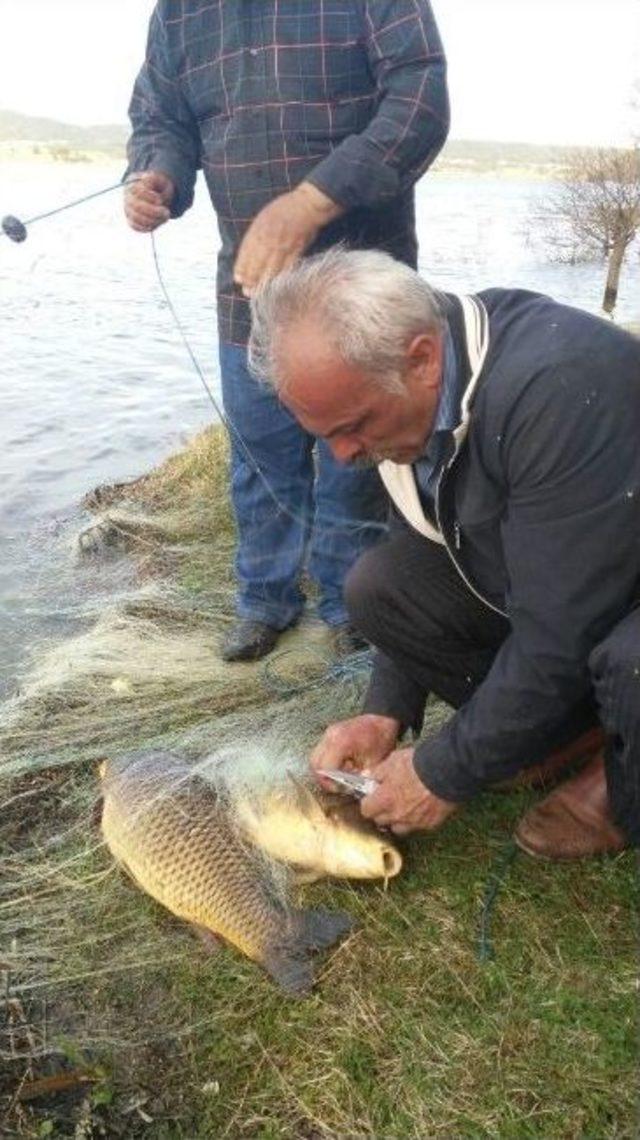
left=0, top=144, right=562, bottom=182
left=0, top=114, right=608, bottom=160
left=0, top=111, right=593, bottom=181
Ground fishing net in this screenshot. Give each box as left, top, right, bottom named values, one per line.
left=1, top=426, right=359, bottom=765
left=0, top=419, right=456, bottom=1129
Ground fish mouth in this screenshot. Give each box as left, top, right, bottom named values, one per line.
left=382, top=846, right=403, bottom=879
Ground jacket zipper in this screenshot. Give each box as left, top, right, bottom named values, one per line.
left=435, top=461, right=507, bottom=618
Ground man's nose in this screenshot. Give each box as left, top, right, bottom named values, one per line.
left=329, top=436, right=362, bottom=464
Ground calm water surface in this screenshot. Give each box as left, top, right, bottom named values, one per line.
left=1, top=162, right=639, bottom=695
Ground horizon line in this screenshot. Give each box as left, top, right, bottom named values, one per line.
left=0, top=107, right=633, bottom=152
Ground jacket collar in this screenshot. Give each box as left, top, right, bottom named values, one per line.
left=440, top=292, right=490, bottom=452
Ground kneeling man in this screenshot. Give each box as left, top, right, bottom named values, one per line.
left=249, top=249, right=640, bottom=859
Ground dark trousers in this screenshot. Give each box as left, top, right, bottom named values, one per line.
left=346, top=530, right=640, bottom=843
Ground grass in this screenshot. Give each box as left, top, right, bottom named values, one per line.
left=1, top=427, right=638, bottom=1137
left=3, top=790, right=636, bottom=1137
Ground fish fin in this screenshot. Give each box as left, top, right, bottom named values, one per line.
left=285, top=772, right=328, bottom=823
left=295, top=907, right=355, bottom=952
left=262, top=908, right=354, bottom=996
left=291, top=866, right=323, bottom=885
left=191, top=924, right=222, bottom=954
left=262, top=946, right=315, bottom=997
left=112, top=856, right=144, bottom=893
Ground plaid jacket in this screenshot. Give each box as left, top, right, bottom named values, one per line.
left=127, top=1, right=449, bottom=344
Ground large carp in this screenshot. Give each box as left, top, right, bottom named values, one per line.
left=99, top=751, right=353, bottom=995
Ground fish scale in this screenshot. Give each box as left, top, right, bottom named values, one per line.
left=100, top=751, right=353, bottom=994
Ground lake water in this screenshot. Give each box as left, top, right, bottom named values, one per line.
left=1, top=161, right=639, bottom=697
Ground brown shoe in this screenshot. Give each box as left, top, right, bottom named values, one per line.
left=493, top=726, right=604, bottom=791
left=515, top=751, right=627, bottom=860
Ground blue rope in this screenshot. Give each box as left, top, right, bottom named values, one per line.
left=261, top=645, right=373, bottom=697
left=477, top=840, right=519, bottom=962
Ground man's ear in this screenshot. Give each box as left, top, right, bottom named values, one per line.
left=405, top=332, right=443, bottom=389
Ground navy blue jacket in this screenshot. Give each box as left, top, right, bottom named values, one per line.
left=364, top=291, right=640, bottom=799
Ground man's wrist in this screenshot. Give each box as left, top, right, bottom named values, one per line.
left=363, top=713, right=402, bottom=729
left=360, top=713, right=402, bottom=746
left=362, top=693, right=421, bottom=738
left=295, top=181, right=344, bottom=224
left=412, top=737, right=476, bottom=804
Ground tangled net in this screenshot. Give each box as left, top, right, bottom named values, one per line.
left=0, top=424, right=453, bottom=1130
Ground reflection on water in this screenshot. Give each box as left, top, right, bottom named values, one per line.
left=1, top=162, right=639, bottom=694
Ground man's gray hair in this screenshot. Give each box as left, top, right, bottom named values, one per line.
left=248, top=247, right=445, bottom=394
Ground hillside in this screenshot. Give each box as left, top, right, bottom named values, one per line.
left=0, top=107, right=587, bottom=173
left=434, top=137, right=575, bottom=175
left=0, top=109, right=127, bottom=160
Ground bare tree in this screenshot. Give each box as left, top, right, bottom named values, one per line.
left=537, top=147, right=640, bottom=315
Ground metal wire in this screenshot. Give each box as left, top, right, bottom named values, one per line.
left=1, top=178, right=138, bottom=239
left=149, top=230, right=387, bottom=537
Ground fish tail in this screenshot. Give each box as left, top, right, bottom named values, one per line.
left=295, top=906, right=355, bottom=951
left=263, top=908, right=354, bottom=996
left=262, top=947, right=315, bottom=997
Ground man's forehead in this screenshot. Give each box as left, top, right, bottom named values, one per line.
left=277, top=321, right=370, bottom=402
left=276, top=335, right=380, bottom=440
left=277, top=317, right=337, bottom=371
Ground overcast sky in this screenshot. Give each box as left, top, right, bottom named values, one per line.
left=1, top=0, right=638, bottom=146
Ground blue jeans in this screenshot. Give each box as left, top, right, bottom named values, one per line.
left=219, top=343, right=387, bottom=629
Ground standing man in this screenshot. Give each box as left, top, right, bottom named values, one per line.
left=248, top=248, right=640, bottom=859
left=124, top=1, right=450, bottom=662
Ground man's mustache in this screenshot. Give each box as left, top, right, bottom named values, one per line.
left=346, top=453, right=380, bottom=470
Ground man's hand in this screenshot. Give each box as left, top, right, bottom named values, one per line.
left=310, top=714, right=401, bottom=789
left=360, top=747, right=458, bottom=836
left=124, top=171, right=175, bottom=232
left=233, top=182, right=343, bottom=297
